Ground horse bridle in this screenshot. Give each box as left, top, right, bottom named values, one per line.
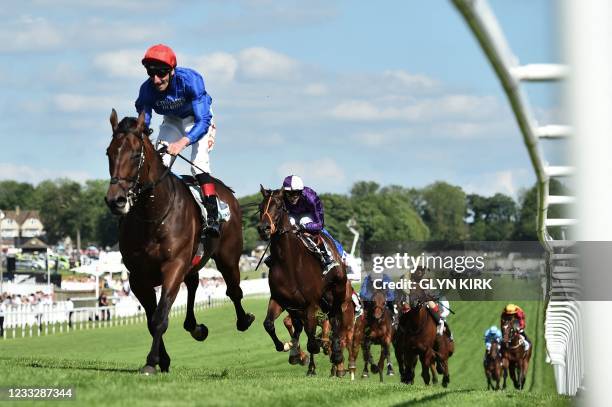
left=109, top=131, right=172, bottom=208
left=260, top=192, right=292, bottom=237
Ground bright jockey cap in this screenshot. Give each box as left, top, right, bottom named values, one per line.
left=489, top=325, right=499, bottom=333
left=282, top=175, right=304, bottom=191
left=142, top=44, right=177, bottom=69
left=505, top=303, right=518, bottom=314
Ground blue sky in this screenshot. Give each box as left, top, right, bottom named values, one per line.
left=0, top=0, right=564, bottom=198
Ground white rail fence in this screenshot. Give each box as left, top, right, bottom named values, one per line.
left=451, top=0, right=582, bottom=395
left=1, top=278, right=271, bottom=340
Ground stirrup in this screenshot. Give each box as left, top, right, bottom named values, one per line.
left=204, top=219, right=220, bottom=238
left=322, top=260, right=339, bottom=275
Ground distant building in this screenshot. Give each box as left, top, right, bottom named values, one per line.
left=0, top=207, right=45, bottom=246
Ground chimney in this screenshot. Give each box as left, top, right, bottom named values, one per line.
left=15, top=206, right=20, bottom=216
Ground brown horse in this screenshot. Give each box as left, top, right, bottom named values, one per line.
left=105, top=110, right=254, bottom=374
left=501, top=318, right=532, bottom=390
left=484, top=341, right=507, bottom=390
left=394, top=293, right=439, bottom=386
left=351, top=290, right=394, bottom=382
left=258, top=187, right=355, bottom=377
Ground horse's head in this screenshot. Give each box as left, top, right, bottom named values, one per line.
left=501, top=317, right=519, bottom=344
left=105, top=109, right=151, bottom=215
left=488, top=341, right=500, bottom=359
left=257, top=186, right=287, bottom=240
left=371, top=290, right=387, bottom=321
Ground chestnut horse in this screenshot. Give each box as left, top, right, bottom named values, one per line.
left=484, top=341, right=507, bottom=390
left=351, top=290, right=394, bottom=382
left=394, top=293, right=439, bottom=386
left=257, top=187, right=355, bottom=377
left=105, top=110, right=254, bottom=374
left=501, top=318, right=532, bottom=389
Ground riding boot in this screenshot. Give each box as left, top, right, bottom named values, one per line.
left=264, top=255, right=274, bottom=268
left=318, top=240, right=339, bottom=274
left=520, top=330, right=531, bottom=350
left=196, top=173, right=220, bottom=238
left=445, top=322, right=454, bottom=341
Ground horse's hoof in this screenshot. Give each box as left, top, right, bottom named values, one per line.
left=288, top=355, right=301, bottom=365
left=190, top=324, right=209, bottom=342
left=351, top=372, right=355, bottom=381
left=300, top=355, right=310, bottom=366
left=306, top=370, right=316, bottom=376
left=387, top=369, right=395, bottom=376
left=336, top=369, right=346, bottom=378
left=282, top=342, right=292, bottom=352
left=139, top=365, right=157, bottom=376
left=362, top=372, right=369, bottom=378
left=370, top=364, right=380, bottom=374
left=237, top=313, right=255, bottom=332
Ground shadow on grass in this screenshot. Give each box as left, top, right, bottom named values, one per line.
left=1, top=356, right=137, bottom=374
left=392, top=388, right=479, bottom=406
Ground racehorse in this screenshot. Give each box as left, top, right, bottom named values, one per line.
left=257, top=187, right=355, bottom=377
left=105, top=110, right=254, bottom=374
left=394, top=292, right=439, bottom=386
left=351, top=290, right=394, bottom=382
left=484, top=341, right=507, bottom=390
left=501, top=318, right=532, bottom=390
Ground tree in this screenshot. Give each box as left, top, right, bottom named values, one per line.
left=420, top=181, right=468, bottom=242
left=467, top=193, right=517, bottom=240
left=0, top=181, right=37, bottom=210
left=513, top=179, right=568, bottom=241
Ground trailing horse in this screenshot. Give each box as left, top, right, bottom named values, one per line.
left=105, top=110, right=254, bottom=374
left=501, top=318, right=532, bottom=390
left=394, top=291, right=450, bottom=386
left=257, top=187, right=355, bottom=377
left=484, top=341, right=507, bottom=390
left=351, top=290, right=394, bottom=382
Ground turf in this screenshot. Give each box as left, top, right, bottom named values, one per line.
left=0, top=298, right=573, bottom=406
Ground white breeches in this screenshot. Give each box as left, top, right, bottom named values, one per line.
left=156, top=115, right=216, bottom=175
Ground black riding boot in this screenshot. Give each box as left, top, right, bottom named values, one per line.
left=196, top=173, right=220, bottom=238
left=319, top=244, right=338, bottom=274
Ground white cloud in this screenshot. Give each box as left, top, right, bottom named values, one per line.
left=329, top=94, right=499, bottom=122
left=54, top=94, right=119, bottom=112
left=382, top=70, right=438, bottom=89
left=93, top=50, right=143, bottom=78
left=189, top=52, right=238, bottom=84
left=463, top=169, right=532, bottom=198
left=0, top=16, right=62, bottom=52
left=303, top=83, right=328, bottom=96
left=277, top=158, right=346, bottom=189
left=0, top=162, right=91, bottom=185
left=236, top=47, right=300, bottom=81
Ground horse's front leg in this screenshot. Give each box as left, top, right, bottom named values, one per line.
left=263, top=298, right=289, bottom=352
left=305, top=305, right=320, bottom=376
left=183, top=270, right=208, bottom=341
left=130, top=278, right=171, bottom=374
left=144, top=260, right=184, bottom=373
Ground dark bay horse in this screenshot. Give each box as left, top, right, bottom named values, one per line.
left=394, top=293, right=439, bottom=386
left=484, top=341, right=507, bottom=390
left=257, top=187, right=355, bottom=377
left=105, top=110, right=254, bottom=374
left=351, top=290, right=394, bottom=382
left=501, top=318, right=532, bottom=390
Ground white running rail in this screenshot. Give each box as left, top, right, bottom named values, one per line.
left=451, top=0, right=582, bottom=395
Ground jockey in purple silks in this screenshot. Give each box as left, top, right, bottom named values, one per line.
left=265, top=175, right=344, bottom=274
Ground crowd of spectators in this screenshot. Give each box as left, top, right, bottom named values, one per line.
left=1, top=291, right=53, bottom=306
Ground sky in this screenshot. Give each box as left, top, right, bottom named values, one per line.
left=0, top=0, right=565, bottom=199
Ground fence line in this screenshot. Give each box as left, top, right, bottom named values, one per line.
left=1, top=295, right=230, bottom=340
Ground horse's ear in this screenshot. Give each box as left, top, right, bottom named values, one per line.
left=110, top=109, right=118, bottom=133
left=260, top=184, right=267, bottom=196
left=136, top=110, right=146, bottom=133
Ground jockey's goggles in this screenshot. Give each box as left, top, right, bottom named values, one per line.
left=146, top=65, right=172, bottom=78
left=285, top=190, right=301, bottom=197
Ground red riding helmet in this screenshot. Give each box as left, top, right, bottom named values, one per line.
left=142, top=44, right=177, bottom=68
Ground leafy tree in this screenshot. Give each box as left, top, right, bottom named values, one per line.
left=0, top=181, right=37, bottom=211
left=467, top=193, right=517, bottom=240
left=420, top=181, right=468, bottom=242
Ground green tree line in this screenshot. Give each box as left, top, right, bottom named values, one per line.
left=0, top=178, right=568, bottom=251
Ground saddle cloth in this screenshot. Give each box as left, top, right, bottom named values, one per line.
left=179, top=175, right=231, bottom=222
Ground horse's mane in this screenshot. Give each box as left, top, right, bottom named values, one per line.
left=116, top=117, right=140, bottom=135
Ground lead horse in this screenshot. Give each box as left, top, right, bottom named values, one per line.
left=257, top=187, right=356, bottom=377
left=105, top=110, right=254, bottom=374
left=501, top=318, right=531, bottom=389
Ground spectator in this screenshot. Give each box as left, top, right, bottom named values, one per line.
left=98, top=294, right=110, bottom=321
left=0, top=300, right=5, bottom=337
left=66, top=298, right=74, bottom=328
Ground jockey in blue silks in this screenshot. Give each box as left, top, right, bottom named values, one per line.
left=135, top=44, right=220, bottom=237
left=360, top=272, right=395, bottom=315
left=484, top=325, right=502, bottom=351
left=266, top=175, right=344, bottom=274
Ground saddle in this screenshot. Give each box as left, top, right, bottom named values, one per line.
left=179, top=175, right=231, bottom=223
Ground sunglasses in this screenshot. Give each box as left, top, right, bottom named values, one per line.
left=146, top=66, right=172, bottom=78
